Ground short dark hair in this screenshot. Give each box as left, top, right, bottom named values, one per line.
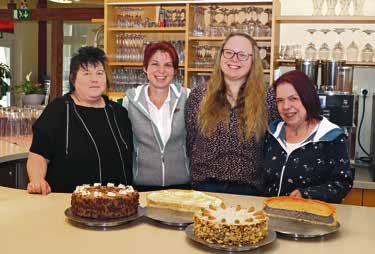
left=69, top=46, right=108, bottom=92
left=143, top=41, right=179, bottom=71
left=273, top=70, right=322, bottom=121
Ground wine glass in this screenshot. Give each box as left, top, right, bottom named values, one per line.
left=332, top=28, right=345, bottom=61
left=339, top=0, right=351, bottom=16
left=361, top=29, right=374, bottom=62
left=346, top=28, right=360, bottom=61
left=319, top=29, right=331, bottom=60
left=326, top=0, right=338, bottom=16
left=305, top=29, right=317, bottom=60
left=312, top=0, right=325, bottom=16
left=353, top=0, right=366, bottom=16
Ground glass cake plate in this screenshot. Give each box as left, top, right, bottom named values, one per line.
left=268, top=217, right=340, bottom=239
left=145, top=207, right=194, bottom=228
left=64, top=206, right=146, bottom=227
left=185, top=224, right=277, bottom=252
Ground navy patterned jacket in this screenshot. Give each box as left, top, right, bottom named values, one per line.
left=263, top=117, right=354, bottom=203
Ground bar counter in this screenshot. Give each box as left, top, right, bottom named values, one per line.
left=0, top=186, right=374, bottom=254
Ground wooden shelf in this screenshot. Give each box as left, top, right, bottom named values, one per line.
left=277, top=59, right=375, bottom=67
left=108, top=27, right=186, bottom=32
left=188, top=36, right=271, bottom=41
left=264, top=69, right=270, bottom=73
left=276, top=15, right=375, bottom=23
left=91, top=18, right=104, bottom=24
left=188, top=67, right=270, bottom=73
left=188, top=67, right=214, bottom=72
left=109, top=62, right=185, bottom=67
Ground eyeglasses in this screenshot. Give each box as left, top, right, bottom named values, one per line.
left=222, top=48, right=252, bottom=61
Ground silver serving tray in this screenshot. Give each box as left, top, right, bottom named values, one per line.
left=185, top=224, right=277, bottom=252
left=64, top=206, right=146, bottom=227
left=145, top=207, right=194, bottom=227
left=268, top=217, right=340, bottom=239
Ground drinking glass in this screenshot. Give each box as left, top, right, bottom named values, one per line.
left=339, top=0, right=351, bottom=16
left=326, top=0, right=338, bottom=16
left=319, top=29, right=331, bottom=60
left=312, top=0, right=325, bottom=16
left=346, top=28, right=360, bottom=61
left=353, top=0, right=366, bottom=16
left=332, top=28, right=345, bottom=61
left=305, top=29, right=317, bottom=60
left=361, top=29, right=374, bottom=62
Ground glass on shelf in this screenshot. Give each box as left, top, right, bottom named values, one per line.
left=353, top=0, right=366, bottom=16
left=339, top=0, right=351, bottom=16
left=326, top=0, right=338, bottom=16
left=361, top=29, right=374, bottom=62
left=192, top=6, right=206, bottom=36
left=319, top=29, right=331, bottom=60
left=305, top=29, right=317, bottom=60
left=332, top=28, right=345, bottom=61
left=346, top=28, right=360, bottom=62
left=312, top=0, right=325, bottom=16
left=208, top=4, right=220, bottom=37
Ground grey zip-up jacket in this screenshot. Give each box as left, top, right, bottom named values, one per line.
left=123, top=84, right=191, bottom=186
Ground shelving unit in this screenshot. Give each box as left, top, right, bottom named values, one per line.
left=104, top=0, right=274, bottom=97
left=271, top=0, right=375, bottom=79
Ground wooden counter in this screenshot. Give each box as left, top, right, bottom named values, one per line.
left=0, top=186, right=374, bottom=254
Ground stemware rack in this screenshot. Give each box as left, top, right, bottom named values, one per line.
left=103, top=0, right=375, bottom=98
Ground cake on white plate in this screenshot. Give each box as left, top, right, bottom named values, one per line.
left=194, top=204, right=268, bottom=246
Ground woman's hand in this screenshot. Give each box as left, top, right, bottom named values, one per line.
left=289, top=189, right=302, bottom=198
left=27, top=179, right=51, bottom=195
left=27, top=152, right=50, bottom=195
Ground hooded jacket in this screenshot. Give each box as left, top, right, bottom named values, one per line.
left=30, top=94, right=133, bottom=193
left=263, top=117, right=353, bottom=203
left=123, top=84, right=190, bottom=186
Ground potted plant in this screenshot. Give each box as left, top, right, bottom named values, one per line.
left=18, top=71, right=46, bottom=105
left=0, top=63, right=11, bottom=99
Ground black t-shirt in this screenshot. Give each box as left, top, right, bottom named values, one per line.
left=30, top=94, right=133, bottom=193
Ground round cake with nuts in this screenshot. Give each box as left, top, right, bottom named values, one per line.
left=194, top=204, right=268, bottom=246
left=71, top=183, right=139, bottom=219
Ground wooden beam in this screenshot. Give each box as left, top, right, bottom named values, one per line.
left=50, top=20, right=63, bottom=100
left=38, top=21, right=47, bottom=81
left=0, top=8, right=104, bottom=21
left=38, top=0, right=47, bottom=82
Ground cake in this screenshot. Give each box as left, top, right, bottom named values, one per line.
left=263, top=196, right=337, bottom=226
left=146, top=189, right=223, bottom=212
left=194, top=204, right=268, bottom=246
left=71, top=183, right=139, bottom=219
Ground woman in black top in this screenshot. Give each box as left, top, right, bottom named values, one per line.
left=27, top=46, right=133, bottom=194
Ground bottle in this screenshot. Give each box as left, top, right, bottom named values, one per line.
left=159, top=8, right=165, bottom=27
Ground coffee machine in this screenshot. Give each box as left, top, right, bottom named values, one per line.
left=296, top=60, right=358, bottom=159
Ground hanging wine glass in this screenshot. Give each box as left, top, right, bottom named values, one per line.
left=305, top=29, right=317, bottom=60
left=346, top=28, right=360, bottom=62
left=264, top=8, right=272, bottom=37
left=332, top=28, right=345, bottom=61
left=361, top=29, right=374, bottom=62
left=319, top=29, right=331, bottom=60
left=208, top=4, right=220, bottom=37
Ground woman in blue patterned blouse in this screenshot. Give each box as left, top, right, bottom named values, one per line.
left=263, top=70, right=353, bottom=203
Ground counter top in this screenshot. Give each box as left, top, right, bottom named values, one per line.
left=1, top=139, right=374, bottom=189
left=0, top=186, right=374, bottom=254
left=0, top=139, right=29, bottom=163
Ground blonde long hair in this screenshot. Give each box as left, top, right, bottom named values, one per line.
left=197, top=32, right=268, bottom=142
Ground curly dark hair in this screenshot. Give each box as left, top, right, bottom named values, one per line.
left=69, top=46, right=108, bottom=92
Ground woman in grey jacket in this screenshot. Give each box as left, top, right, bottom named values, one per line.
left=122, top=41, right=190, bottom=191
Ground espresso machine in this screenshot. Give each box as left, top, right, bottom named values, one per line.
left=296, top=60, right=358, bottom=159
